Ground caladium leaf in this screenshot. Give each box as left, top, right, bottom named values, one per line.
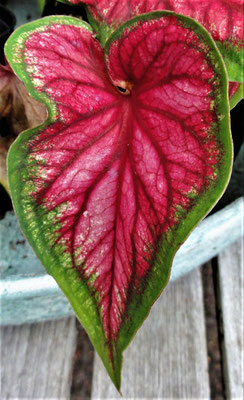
left=71, top=0, right=244, bottom=82
left=6, top=13, right=232, bottom=389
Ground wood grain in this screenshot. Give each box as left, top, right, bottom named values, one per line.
left=0, top=317, right=77, bottom=399
left=91, top=268, right=210, bottom=399
left=218, top=238, right=244, bottom=399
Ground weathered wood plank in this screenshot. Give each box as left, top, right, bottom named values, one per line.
left=218, top=238, right=244, bottom=399
left=91, top=268, right=210, bottom=399
left=0, top=317, right=77, bottom=399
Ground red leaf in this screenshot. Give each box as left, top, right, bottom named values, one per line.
left=6, top=15, right=231, bottom=385
left=229, top=81, right=240, bottom=97
left=75, top=0, right=243, bottom=43
left=74, top=0, right=243, bottom=80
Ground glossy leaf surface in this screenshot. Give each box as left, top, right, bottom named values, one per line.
left=72, top=0, right=244, bottom=82
left=6, top=14, right=232, bottom=389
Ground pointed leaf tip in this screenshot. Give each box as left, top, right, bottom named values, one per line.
left=6, top=13, right=232, bottom=389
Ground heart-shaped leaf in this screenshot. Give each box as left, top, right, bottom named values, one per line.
left=72, top=0, right=244, bottom=82
left=6, top=13, right=232, bottom=389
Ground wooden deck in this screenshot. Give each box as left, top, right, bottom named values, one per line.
left=1, top=238, right=243, bottom=399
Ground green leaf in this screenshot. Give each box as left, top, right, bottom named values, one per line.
left=216, top=41, right=244, bottom=83
left=37, top=0, right=46, bottom=13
